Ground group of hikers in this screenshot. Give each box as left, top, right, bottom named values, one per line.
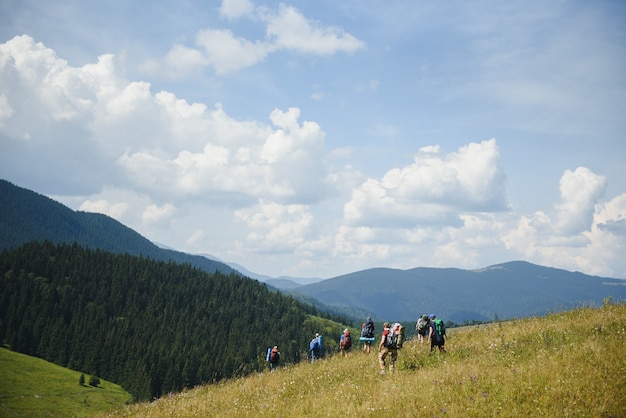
left=267, top=314, right=446, bottom=373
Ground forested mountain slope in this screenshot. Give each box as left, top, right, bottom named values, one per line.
left=0, top=241, right=347, bottom=401
left=0, top=179, right=235, bottom=275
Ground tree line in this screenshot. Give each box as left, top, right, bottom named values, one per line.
left=0, top=241, right=347, bottom=400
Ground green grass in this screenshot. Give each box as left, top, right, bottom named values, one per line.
left=0, top=348, right=132, bottom=417
left=98, top=303, right=626, bottom=417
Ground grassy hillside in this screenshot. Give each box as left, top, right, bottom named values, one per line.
left=0, top=347, right=131, bottom=417
left=98, top=303, right=625, bottom=417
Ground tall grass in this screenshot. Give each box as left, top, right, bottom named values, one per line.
left=101, top=303, right=625, bottom=417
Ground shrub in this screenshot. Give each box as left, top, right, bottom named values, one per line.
left=89, top=375, right=100, bottom=387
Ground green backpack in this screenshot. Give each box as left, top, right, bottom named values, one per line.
left=434, top=319, right=446, bottom=338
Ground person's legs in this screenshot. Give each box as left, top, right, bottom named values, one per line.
left=378, top=347, right=388, bottom=373
left=389, top=349, right=398, bottom=373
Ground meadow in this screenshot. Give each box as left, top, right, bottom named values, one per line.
left=99, top=302, right=625, bottom=417
left=0, top=348, right=132, bottom=417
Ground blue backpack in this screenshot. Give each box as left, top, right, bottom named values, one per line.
left=310, top=336, right=321, bottom=352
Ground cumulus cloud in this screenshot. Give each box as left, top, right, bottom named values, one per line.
left=219, top=0, right=255, bottom=20
left=553, top=167, right=606, bottom=235
left=0, top=35, right=335, bottom=206
left=157, top=45, right=209, bottom=78
left=344, top=138, right=508, bottom=227
left=195, top=29, right=273, bottom=75
left=234, top=199, right=314, bottom=252
left=596, top=194, right=626, bottom=236
left=145, top=3, right=365, bottom=77
left=263, top=4, right=365, bottom=55
left=501, top=168, right=625, bottom=277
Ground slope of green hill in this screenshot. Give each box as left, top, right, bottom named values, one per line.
left=0, top=347, right=132, bottom=417
left=97, top=303, right=625, bottom=417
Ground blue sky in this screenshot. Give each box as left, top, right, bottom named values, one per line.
left=1, top=0, right=625, bottom=279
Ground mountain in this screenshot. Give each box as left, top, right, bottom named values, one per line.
left=0, top=241, right=349, bottom=401
left=0, top=179, right=236, bottom=275
left=210, top=257, right=323, bottom=287
left=294, top=262, right=626, bottom=323
left=265, top=278, right=304, bottom=290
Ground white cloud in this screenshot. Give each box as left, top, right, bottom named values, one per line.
left=344, top=138, right=508, bottom=227
left=264, top=4, right=365, bottom=55
left=160, top=44, right=209, bottom=78
left=0, top=93, right=14, bottom=128
left=554, top=167, right=606, bottom=235
left=145, top=3, right=365, bottom=77
left=79, top=199, right=129, bottom=220
left=596, top=194, right=626, bottom=236
left=234, top=199, right=313, bottom=252
left=195, top=29, right=273, bottom=75
left=0, top=35, right=338, bottom=205
left=219, top=0, right=255, bottom=20
left=501, top=168, right=625, bottom=278
left=142, top=203, right=176, bottom=225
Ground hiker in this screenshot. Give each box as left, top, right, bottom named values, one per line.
left=310, top=333, right=322, bottom=363
left=360, top=317, right=375, bottom=354
left=340, top=328, right=352, bottom=357
left=268, top=345, right=281, bottom=371
left=428, top=314, right=446, bottom=353
left=416, top=314, right=429, bottom=344
left=378, top=322, right=398, bottom=374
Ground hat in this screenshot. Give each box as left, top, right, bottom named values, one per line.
left=428, top=314, right=435, bottom=319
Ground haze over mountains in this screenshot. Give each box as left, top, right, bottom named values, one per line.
left=2, top=178, right=625, bottom=323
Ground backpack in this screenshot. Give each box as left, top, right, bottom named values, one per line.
left=434, top=319, right=446, bottom=338
left=384, top=323, right=405, bottom=349
left=310, top=337, right=321, bottom=352
left=342, top=332, right=352, bottom=350
left=361, top=320, right=374, bottom=338
left=417, top=316, right=428, bottom=332
left=269, top=348, right=280, bottom=364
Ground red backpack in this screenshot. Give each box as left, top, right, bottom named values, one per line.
left=342, top=331, right=352, bottom=349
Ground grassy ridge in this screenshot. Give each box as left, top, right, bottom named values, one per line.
left=0, top=348, right=132, bottom=417
left=100, top=303, right=625, bottom=417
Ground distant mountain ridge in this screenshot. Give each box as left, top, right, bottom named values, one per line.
left=194, top=252, right=322, bottom=286
left=294, top=262, right=626, bottom=322
left=0, top=179, right=236, bottom=275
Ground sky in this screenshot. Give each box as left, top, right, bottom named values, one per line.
left=1, top=0, right=626, bottom=280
